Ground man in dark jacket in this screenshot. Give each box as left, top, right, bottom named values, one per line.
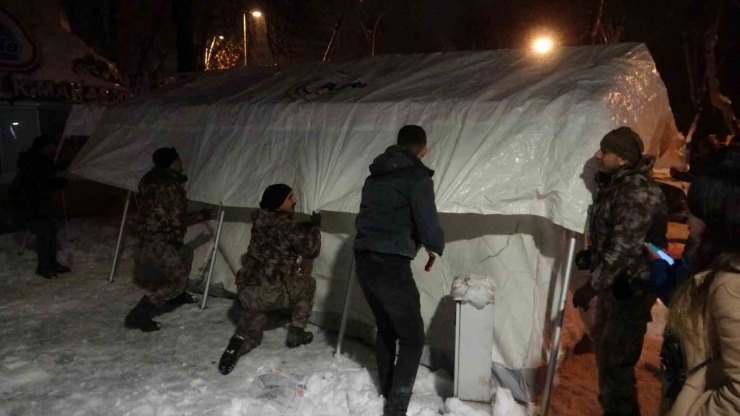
left=218, top=184, right=321, bottom=375
left=573, top=127, right=667, bottom=416
left=354, top=125, right=445, bottom=416
left=9, top=136, right=69, bottom=279
left=124, top=147, right=212, bottom=332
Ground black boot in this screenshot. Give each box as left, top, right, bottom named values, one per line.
left=51, top=262, right=71, bottom=274
left=219, top=333, right=256, bottom=375
left=35, top=268, right=58, bottom=279
left=124, top=296, right=162, bottom=332
left=286, top=325, right=313, bottom=348
left=167, top=292, right=200, bottom=306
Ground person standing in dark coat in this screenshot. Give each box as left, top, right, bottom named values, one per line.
left=9, top=136, right=69, bottom=279
left=573, top=127, right=667, bottom=416
left=354, top=125, right=445, bottom=416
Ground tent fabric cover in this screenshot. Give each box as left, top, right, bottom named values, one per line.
left=70, top=43, right=676, bottom=233
left=63, top=104, right=107, bottom=137
left=68, top=43, right=677, bottom=400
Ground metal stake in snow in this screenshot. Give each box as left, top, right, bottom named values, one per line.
left=109, top=191, right=132, bottom=283
left=201, top=207, right=226, bottom=310
left=542, top=230, right=578, bottom=416
left=335, top=255, right=356, bottom=357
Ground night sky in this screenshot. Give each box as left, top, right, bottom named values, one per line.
left=64, top=0, right=740, bottom=135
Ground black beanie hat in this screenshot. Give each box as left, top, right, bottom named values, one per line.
left=260, top=184, right=293, bottom=210
left=600, top=127, right=644, bottom=164
left=152, top=147, right=179, bottom=168
left=31, top=135, right=52, bottom=150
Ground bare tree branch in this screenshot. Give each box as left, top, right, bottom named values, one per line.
left=324, top=0, right=348, bottom=61
left=370, top=10, right=386, bottom=57
left=131, top=0, right=168, bottom=86
left=683, top=31, right=698, bottom=107
left=590, top=0, right=605, bottom=45
left=356, top=2, right=373, bottom=45
left=705, top=0, right=739, bottom=134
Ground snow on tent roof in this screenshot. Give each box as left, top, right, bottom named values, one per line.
left=70, top=43, right=676, bottom=232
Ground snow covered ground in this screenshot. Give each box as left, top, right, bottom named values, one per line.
left=0, top=217, right=527, bottom=416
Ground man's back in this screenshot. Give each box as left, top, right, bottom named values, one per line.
left=354, top=145, right=444, bottom=258
left=137, top=167, right=188, bottom=245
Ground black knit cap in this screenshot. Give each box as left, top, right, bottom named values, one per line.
left=260, top=184, right=293, bottom=210
left=600, top=127, right=644, bottom=164
left=152, top=147, right=179, bottom=168
left=31, top=135, right=53, bottom=150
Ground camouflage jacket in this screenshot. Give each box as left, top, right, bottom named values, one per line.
left=589, top=156, right=667, bottom=291
left=137, top=167, right=202, bottom=246
left=237, top=209, right=321, bottom=287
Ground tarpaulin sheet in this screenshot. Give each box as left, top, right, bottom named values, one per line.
left=70, top=43, right=677, bottom=233
left=68, top=43, right=678, bottom=400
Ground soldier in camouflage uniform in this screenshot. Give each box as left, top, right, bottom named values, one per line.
left=124, top=147, right=213, bottom=332
left=573, top=127, right=667, bottom=416
left=219, top=183, right=321, bottom=375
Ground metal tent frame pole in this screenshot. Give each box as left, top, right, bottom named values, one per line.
left=335, top=254, right=356, bottom=357
left=109, top=191, right=132, bottom=283
left=542, top=230, right=578, bottom=416
left=54, top=136, right=70, bottom=240
left=18, top=230, right=30, bottom=255
left=200, top=207, right=226, bottom=310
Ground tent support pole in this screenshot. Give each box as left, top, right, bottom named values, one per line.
left=53, top=135, right=67, bottom=164
left=200, top=207, right=225, bottom=310
left=18, top=230, right=30, bottom=255
left=454, top=301, right=462, bottom=397
left=109, top=191, right=131, bottom=283
left=335, top=254, right=356, bottom=357
left=542, top=230, right=578, bottom=416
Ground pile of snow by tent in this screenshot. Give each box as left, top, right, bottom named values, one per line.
left=1, top=218, right=537, bottom=416
left=68, top=43, right=679, bottom=400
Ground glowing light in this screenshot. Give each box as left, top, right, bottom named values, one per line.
left=533, top=37, right=554, bottom=54
left=251, top=11, right=262, bottom=18
left=11, top=122, right=19, bottom=126
left=218, top=36, right=224, bottom=40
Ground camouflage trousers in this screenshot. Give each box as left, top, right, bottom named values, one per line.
left=593, top=290, right=656, bottom=416
left=236, top=273, right=316, bottom=344
left=137, top=241, right=193, bottom=307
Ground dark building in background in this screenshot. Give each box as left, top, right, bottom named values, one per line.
left=0, top=1, right=125, bottom=181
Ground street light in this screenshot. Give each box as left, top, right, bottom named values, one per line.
left=533, top=37, right=554, bottom=54
left=243, top=10, right=263, bottom=66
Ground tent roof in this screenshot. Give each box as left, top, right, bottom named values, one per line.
left=69, top=43, right=677, bottom=232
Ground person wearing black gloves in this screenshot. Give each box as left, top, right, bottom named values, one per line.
left=124, top=147, right=214, bottom=332
left=9, top=136, right=69, bottom=279
left=573, top=127, right=667, bottom=416
left=354, top=125, right=445, bottom=416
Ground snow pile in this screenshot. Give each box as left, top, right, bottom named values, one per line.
left=492, top=388, right=531, bottom=416
left=445, top=398, right=491, bottom=416
left=451, top=275, right=497, bottom=309
left=0, top=217, right=478, bottom=416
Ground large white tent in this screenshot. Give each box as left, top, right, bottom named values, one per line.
left=68, top=43, right=678, bottom=400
